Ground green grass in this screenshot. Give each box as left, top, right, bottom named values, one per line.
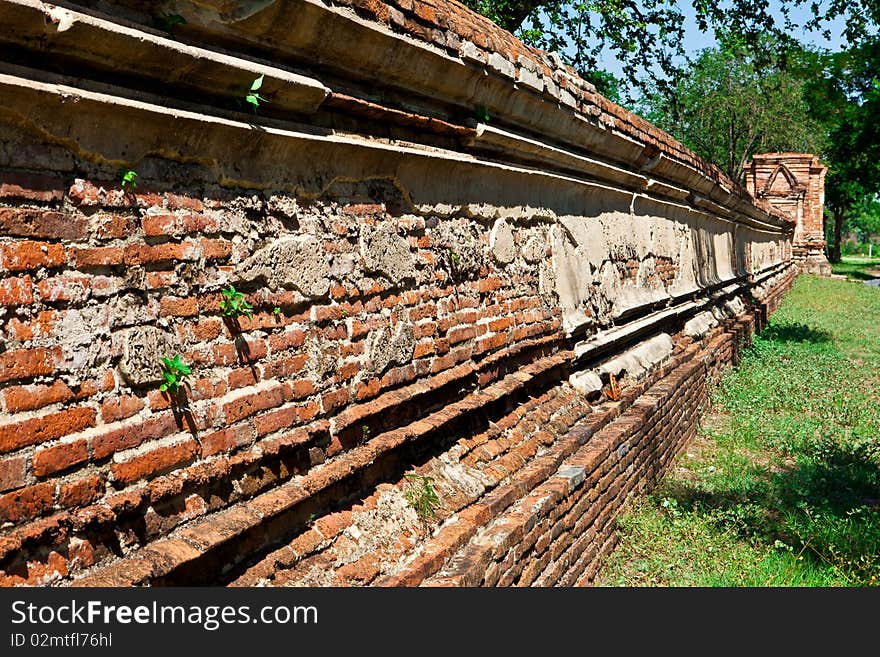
left=596, top=274, right=880, bottom=587
left=832, top=255, right=880, bottom=281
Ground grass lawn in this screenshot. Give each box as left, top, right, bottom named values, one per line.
left=832, top=255, right=880, bottom=281
left=595, top=274, right=880, bottom=586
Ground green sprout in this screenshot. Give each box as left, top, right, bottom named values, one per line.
left=474, top=104, right=490, bottom=123
left=245, top=75, right=268, bottom=110
left=273, top=306, right=282, bottom=315
left=120, top=169, right=138, bottom=189
left=159, top=354, right=191, bottom=394
left=219, top=284, right=253, bottom=320
left=404, top=473, right=440, bottom=522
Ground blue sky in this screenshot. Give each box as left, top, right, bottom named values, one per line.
left=591, top=1, right=851, bottom=80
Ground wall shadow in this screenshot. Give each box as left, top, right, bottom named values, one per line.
left=759, top=322, right=831, bottom=344
left=659, top=440, right=880, bottom=582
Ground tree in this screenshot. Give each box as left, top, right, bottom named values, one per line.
left=637, top=35, right=826, bottom=182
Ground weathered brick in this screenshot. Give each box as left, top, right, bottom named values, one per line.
left=58, top=474, right=105, bottom=508
left=2, top=380, right=75, bottom=413
left=0, top=208, right=85, bottom=240
left=90, top=213, right=137, bottom=240
left=0, top=275, right=34, bottom=306
left=0, top=407, right=96, bottom=454
left=160, top=296, right=199, bottom=317
left=0, top=455, right=28, bottom=493
left=0, top=482, right=55, bottom=524
left=223, top=386, right=286, bottom=424
left=67, top=246, right=124, bottom=267
left=141, top=214, right=177, bottom=236
left=32, top=439, right=89, bottom=477
left=90, top=413, right=178, bottom=460
left=254, top=407, right=298, bottom=437
left=100, top=395, right=145, bottom=423
left=0, top=172, right=64, bottom=202
left=111, top=438, right=200, bottom=486
left=0, top=240, right=65, bottom=271
left=36, top=275, right=91, bottom=303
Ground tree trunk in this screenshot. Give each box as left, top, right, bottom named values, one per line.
left=829, top=206, right=845, bottom=263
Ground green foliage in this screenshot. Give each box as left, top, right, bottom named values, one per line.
left=582, top=68, right=622, bottom=104
left=404, top=473, right=440, bottom=522
left=219, top=284, right=253, bottom=320
left=159, top=354, right=192, bottom=394
left=597, top=275, right=880, bottom=587
left=638, top=34, right=827, bottom=182
left=273, top=306, right=282, bottom=315
left=120, top=169, right=138, bottom=189
left=245, top=75, right=268, bottom=110
left=474, top=104, right=491, bottom=123
left=151, top=12, right=186, bottom=33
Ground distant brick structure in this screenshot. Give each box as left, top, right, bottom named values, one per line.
left=746, top=153, right=831, bottom=276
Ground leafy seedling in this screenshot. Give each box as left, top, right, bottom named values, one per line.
left=474, top=104, right=490, bottom=123
left=159, top=354, right=191, bottom=394
left=120, top=169, right=138, bottom=189
left=273, top=306, right=282, bottom=315
left=404, top=473, right=440, bottom=522
left=220, top=284, right=253, bottom=320
left=245, top=75, right=268, bottom=110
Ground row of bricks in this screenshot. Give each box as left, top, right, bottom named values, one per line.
left=7, top=350, right=569, bottom=584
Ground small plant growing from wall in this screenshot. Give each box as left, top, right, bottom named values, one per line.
left=159, top=354, right=191, bottom=395
left=245, top=75, right=268, bottom=111
left=404, top=473, right=440, bottom=522
left=219, top=284, right=253, bottom=320
left=474, top=104, right=490, bottom=123
left=120, top=169, right=138, bottom=189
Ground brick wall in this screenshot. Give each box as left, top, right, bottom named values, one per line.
left=0, top=0, right=799, bottom=586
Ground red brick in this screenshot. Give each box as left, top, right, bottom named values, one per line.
left=223, top=386, right=285, bottom=424
left=488, top=317, right=514, bottom=332
left=180, top=214, right=219, bottom=233
left=0, top=482, right=54, bottom=524
left=193, top=318, right=223, bottom=341
left=268, top=328, right=306, bottom=352
left=321, top=388, right=349, bottom=413
left=100, top=395, right=145, bottom=423
left=58, top=474, right=105, bottom=508
left=448, top=326, right=477, bottom=344
left=141, top=214, right=177, bottom=236
left=67, top=246, right=123, bottom=267
left=199, top=428, right=239, bottom=457
left=201, top=239, right=232, bottom=260
left=0, top=407, right=97, bottom=454
left=0, top=455, right=27, bottom=493
left=0, top=172, right=64, bottom=202
left=123, top=242, right=189, bottom=265
left=228, top=367, right=260, bottom=390
left=36, top=275, right=91, bottom=303
left=0, top=275, right=34, bottom=306
left=0, top=208, right=85, bottom=240
left=0, top=240, right=65, bottom=271
left=254, top=407, right=298, bottom=437
left=261, top=354, right=309, bottom=380
left=32, top=439, right=89, bottom=477
left=160, top=296, right=199, bottom=317
left=90, top=213, right=136, bottom=240
left=165, top=193, right=203, bottom=212
left=3, top=380, right=75, bottom=413
left=90, top=413, right=178, bottom=460
left=288, top=378, right=316, bottom=400
left=111, top=438, right=200, bottom=486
